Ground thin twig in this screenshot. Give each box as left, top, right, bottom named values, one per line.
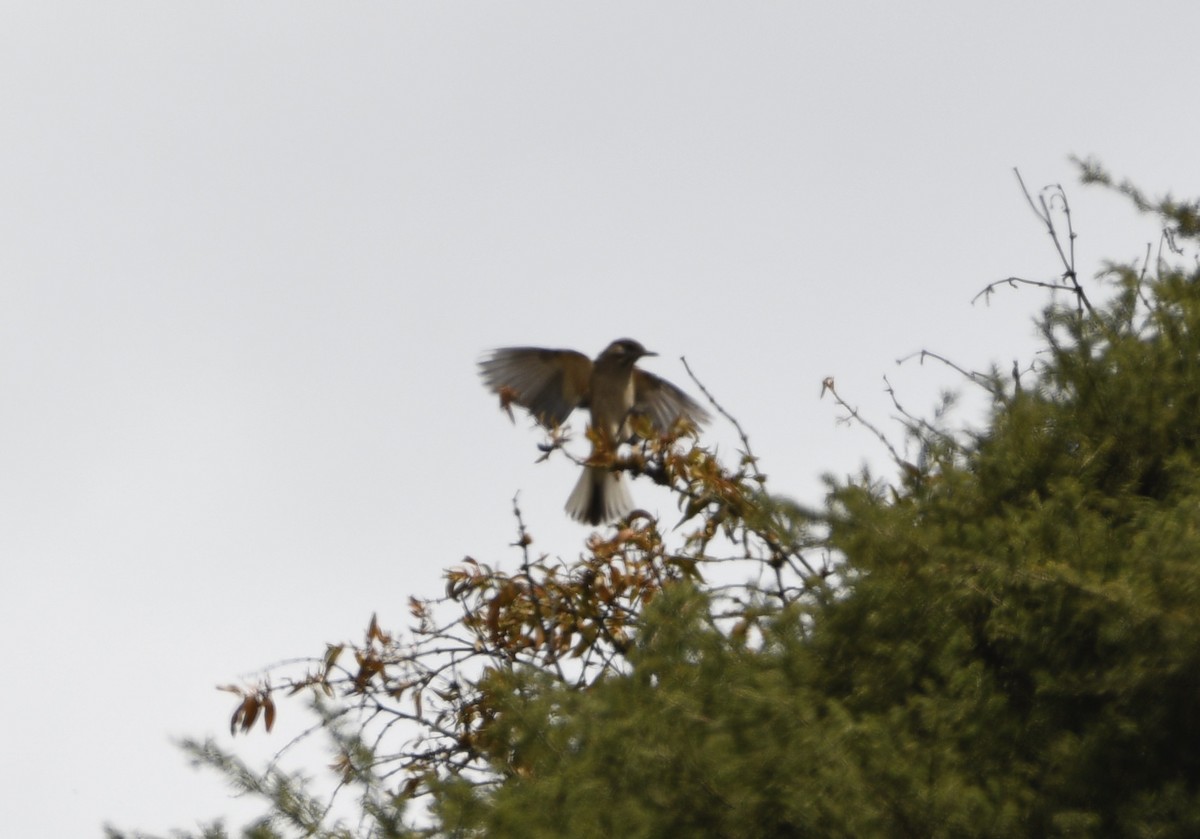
left=682, top=356, right=821, bottom=591
left=511, top=495, right=567, bottom=682
left=1013, top=167, right=1095, bottom=317
left=882, top=375, right=959, bottom=446
left=895, top=349, right=998, bottom=396
left=1134, top=241, right=1155, bottom=315
left=820, top=377, right=909, bottom=471
left=680, top=355, right=766, bottom=484
left=972, top=276, right=1077, bottom=305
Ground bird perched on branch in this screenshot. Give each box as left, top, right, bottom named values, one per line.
left=479, top=338, right=710, bottom=525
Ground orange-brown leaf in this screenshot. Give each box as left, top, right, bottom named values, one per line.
left=231, top=695, right=260, bottom=736
left=408, top=596, right=426, bottom=618
left=323, top=644, right=344, bottom=676
left=399, top=777, right=421, bottom=800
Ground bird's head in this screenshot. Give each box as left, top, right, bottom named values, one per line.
left=599, top=338, right=656, bottom=364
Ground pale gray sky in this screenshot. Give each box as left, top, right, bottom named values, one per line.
left=2, top=2, right=1195, bottom=834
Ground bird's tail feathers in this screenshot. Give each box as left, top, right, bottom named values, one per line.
left=565, top=466, right=633, bottom=525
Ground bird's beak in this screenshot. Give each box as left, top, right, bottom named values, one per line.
left=641, top=349, right=658, bottom=358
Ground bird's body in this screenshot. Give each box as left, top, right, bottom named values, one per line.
left=479, top=339, right=709, bottom=525
left=585, top=343, right=641, bottom=442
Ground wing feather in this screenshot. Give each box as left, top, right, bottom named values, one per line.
left=632, top=369, right=711, bottom=433
left=478, top=347, right=592, bottom=429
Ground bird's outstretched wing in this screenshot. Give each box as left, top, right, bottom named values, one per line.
left=479, top=347, right=592, bottom=429
left=632, top=369, right=711, bottom=434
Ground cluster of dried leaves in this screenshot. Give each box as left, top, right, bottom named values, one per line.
left=218, top=407, right=829, bottom=807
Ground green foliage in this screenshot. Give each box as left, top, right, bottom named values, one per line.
left=115, top=169, right=1200, bottom=837
left=433, top=584, right=836, bottom=837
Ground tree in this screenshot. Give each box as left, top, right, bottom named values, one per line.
left=110, top=165, right=1200, bottom=838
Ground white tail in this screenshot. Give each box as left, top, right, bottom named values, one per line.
left=565, top=466, right=633, bottom=525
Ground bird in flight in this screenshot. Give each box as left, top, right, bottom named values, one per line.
left=479, top=338, right=710, bottom=524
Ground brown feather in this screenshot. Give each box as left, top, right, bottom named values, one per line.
left=478, top=347, right=592, bottom=429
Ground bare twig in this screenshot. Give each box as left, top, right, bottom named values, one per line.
left=1013, top=167, right=1095, bottom=317
left=511, top=495, right=567, bottom=682
left=680, top=355, right=766, bottom=484
left=1134, top=241, right=1155, bottom=315
left=972, top=276, right=1078, bottom=305
left=820, top=377, right=909, bottom=472
left=882, top=374, right=959, bottom=446
left=895, top=349, right=998, bottom=396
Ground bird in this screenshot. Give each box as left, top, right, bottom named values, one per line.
left=479, top=338, right=710, bottom=525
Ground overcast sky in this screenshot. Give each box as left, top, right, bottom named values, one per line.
left=2, top=2, right=1197, bottom=834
